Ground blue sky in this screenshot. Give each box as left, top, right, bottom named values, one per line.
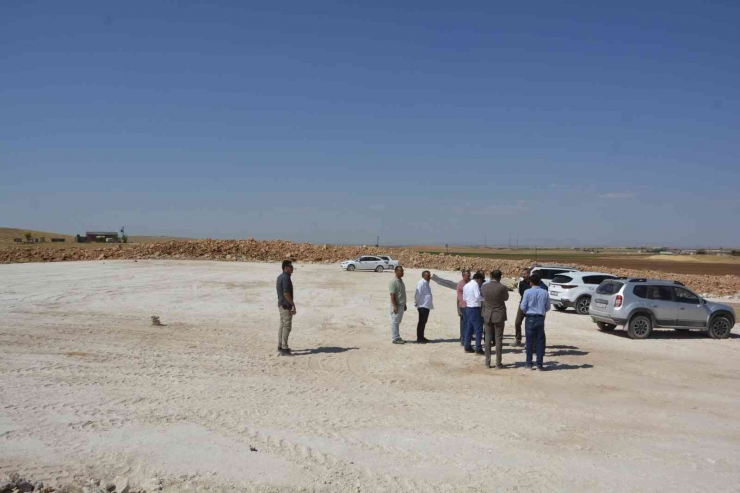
left=1, top=0, right=738, bottom=247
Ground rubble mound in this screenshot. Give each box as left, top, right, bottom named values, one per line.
left=1, top=239, right=739, bottom=296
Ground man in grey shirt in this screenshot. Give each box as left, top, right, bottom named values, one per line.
left=389, top=265, right=407, bottom=344
left=276, top=260, right=296, bottom=356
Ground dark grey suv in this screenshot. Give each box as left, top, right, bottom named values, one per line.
left=589, top=278, right=736, bottom=339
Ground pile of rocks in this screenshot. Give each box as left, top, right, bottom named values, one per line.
left=0, top=474, right=146, bottom=493
left=1, top=239, right=739, bottom=296
left=0, top=472, right=43, bottom=493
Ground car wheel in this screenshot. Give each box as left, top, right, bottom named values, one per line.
left=627, top=315, right=652, bottom=339
left=596, top=322, right=616, bottom=331
left=347, top=265, right=355, bottom=271
left=553, top=304, right=567, bottom=312
left=708, top=316, right=733, bottom=339
left=375, top=265, right=384, bottom=273
left=575, top=296, right=591, bottom=315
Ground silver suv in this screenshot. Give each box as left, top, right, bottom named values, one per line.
left=549, top=271, right=618, bottom=315
left=589, top=278, right=736, bottom=339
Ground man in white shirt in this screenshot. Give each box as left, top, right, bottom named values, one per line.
left=414, top=270, right=434, bottom=343
left=462, top=272, right=485, bottom=354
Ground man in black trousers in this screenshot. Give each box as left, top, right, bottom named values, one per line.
left=414, top=270, right=434, bottom=343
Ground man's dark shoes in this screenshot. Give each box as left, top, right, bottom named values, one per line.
left=525, top=364, right=533, bottom=370
left=475, top=349, right=485, bottom=356
left=279, top=348, right=292, bottom=356
left=537, top=365, right=545, bottom=371
left=464, top=347, right=475, bottom=353
left=417, top=338, right=429, bottom=344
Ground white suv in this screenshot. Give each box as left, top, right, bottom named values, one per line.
left=527, top=265, right=579, bottom=287
left=549, top=271, right=618, bottom=315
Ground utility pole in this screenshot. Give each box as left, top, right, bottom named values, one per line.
left=376, top=235, right=379, bottom=248
left=485, top=234, right=487, bottom=248
left=516, top=234, right=519, bottom=249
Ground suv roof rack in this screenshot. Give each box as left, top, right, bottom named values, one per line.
left=673, top=280, right=685, bottom=286
left=627, top=278, right=647, bottom=282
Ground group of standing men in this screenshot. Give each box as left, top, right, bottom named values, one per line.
left=277, top=259, right=552, bottom=369
left=456, top=267, right=551, bottom=370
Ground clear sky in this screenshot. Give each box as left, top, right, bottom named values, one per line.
left=1, top=0, right=738, bottom=247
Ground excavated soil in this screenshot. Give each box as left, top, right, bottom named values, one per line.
left=1, top=239, right=739, bottom=296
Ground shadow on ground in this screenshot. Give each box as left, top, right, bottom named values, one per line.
left=292, top=346, right=359, bottom=355
left=601, top=329, right=740, bottom=340
left=509, top=361, right=594, bottom=371
left=417, top=338, right=460, bottom=344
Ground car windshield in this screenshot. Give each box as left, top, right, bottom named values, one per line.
left=596, top=281, right=624, bottom=295
left=551, top=275, right=573, bottom=284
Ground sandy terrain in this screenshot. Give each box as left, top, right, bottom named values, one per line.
left=1, top=261, right=739, bottom=492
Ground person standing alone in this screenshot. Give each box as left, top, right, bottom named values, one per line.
left=463, top=272, right=485, bottom=354
left=414, top=270, right=434, bottom=343
left=520, top=273, right=550, bottom=370
left=481, top=270, right=509, bottom=369
left=389, top=266, right=408, bottom=344
left=276, top=260, right=296, bottom=356
left=456, top=270, right=471, bottom=345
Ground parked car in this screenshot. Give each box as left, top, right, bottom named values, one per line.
left=589, top=278, right=736, bottom=339
left=549, top=272, right=618, bottom=314
left=378, top=256, right=399, bottom=270
left=341, top=256, right=387, bottom=272
left=522, top=265, right=580, bottom=287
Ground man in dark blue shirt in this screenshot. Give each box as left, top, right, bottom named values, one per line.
left=276, top=260, right=296, bottom=355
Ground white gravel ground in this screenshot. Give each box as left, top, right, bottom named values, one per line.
left=1, top=260, right=739, bottom=492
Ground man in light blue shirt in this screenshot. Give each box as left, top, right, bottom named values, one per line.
left=519, top=273, right=550, bottom=370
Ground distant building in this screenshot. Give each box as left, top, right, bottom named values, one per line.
left=85, top=231, right=119, bottom=243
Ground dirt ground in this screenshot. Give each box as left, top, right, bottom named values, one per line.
left=413, top=245, right=740, bottom=276
left=1, top=261, right=739, bottom=492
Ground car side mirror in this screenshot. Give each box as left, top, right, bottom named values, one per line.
left=701, top=298, right=706, bottom=304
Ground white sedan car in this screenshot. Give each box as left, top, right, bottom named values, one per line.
left=378, top=256, right=399, bottom=270
left=341, top=256, right=387, bottom=272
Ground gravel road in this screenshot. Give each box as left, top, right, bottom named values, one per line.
left=1, top=261, right=739, bottom=492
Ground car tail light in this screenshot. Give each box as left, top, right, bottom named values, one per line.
left=615, top=295, right=623, bottom=308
